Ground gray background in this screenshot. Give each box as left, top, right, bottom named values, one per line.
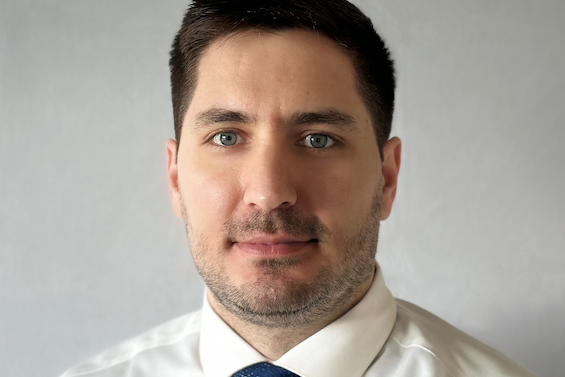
left=1, top=0, right=564, bottom=376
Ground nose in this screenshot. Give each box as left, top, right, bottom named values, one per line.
left=242, top=143, right=297, bottom=211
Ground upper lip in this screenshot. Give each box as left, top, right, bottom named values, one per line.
left=234, top=234, right=314, bottom=244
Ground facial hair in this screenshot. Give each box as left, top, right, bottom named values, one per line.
left=179, top=178, right=383, bottom=328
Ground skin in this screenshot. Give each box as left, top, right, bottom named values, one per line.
left=166, top=29, right=401, bottom=360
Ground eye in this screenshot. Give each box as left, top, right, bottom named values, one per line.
left=211, top=131, right=240, bottom=146
left=302, top=134, right=336, bottom=149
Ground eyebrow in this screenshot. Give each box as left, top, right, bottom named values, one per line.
left=191, top=107, right=360, bottom=132
left=288, top=109, right=360, bottom=132
left=192, top=108, right=255, bottom=132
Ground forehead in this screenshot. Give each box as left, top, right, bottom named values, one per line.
left=183, top=29, right=371, bottom=130
left=203, top=29, right=355, bottom=76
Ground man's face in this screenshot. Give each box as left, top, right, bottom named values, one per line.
left=167, top=30, right=400, bottom=326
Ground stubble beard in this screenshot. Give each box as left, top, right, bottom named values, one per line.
left=179, top=180, right=383, bottom=329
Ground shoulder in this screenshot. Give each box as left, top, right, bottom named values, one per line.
left=60, top=310, right=204, bottom=377
left=380, top=299, right=536, bottom=377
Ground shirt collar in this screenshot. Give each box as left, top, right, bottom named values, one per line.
left=199, top=264, right=397, bottom=377
left=199, top=295, right=267, bottom=377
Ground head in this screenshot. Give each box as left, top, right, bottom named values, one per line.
left=166, top=0, right=401, bottom=328
left=169, top=0, right=395, bottom=159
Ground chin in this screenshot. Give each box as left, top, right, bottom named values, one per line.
left=207, top=264, right=348, bottom=328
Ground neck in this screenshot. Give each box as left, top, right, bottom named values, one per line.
left=207, top=270, right=375, bottom=360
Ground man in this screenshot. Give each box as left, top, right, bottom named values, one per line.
left=62, top=0, right=536, bottom=376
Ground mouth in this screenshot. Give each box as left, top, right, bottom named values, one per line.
left=232, top=234, right=318, bottom=257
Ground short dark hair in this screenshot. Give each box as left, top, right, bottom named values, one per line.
left=169, top=0, right=395, bottom=156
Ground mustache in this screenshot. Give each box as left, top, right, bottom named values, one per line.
left=222, top=209, right=330, bottom=242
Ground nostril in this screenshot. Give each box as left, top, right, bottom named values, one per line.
left=279, top=201, right=293, bottom=209
left=242, top=174, right=298, bottom=210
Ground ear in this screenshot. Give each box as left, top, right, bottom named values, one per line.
left=380, top=137, right=401, bottom=220
left=166, top=139, right=183, bottom=219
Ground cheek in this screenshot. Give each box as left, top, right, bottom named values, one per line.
left=307, top=156, right=380, bottom=244
left=178, top=155, right=241, bottom=237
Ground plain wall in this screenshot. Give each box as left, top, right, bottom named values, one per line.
left=1, top=0, right=564, bottom=376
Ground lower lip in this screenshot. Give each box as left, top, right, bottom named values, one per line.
left=234, top=241, right=315, bottom=257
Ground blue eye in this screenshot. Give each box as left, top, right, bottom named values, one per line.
left=303, top=134, right=335, bottom=149
left=212, top=132, right=239, bottom=146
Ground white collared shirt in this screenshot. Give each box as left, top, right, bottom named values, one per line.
left=61, top=267, right=536, bottom=377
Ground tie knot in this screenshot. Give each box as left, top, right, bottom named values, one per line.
left=232, top=362, right=299, bottom=377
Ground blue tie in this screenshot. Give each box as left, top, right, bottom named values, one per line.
left=232, top=362, right=299, bottom=377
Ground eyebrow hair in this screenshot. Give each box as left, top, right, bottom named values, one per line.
left=191, top=108, right=255, bottom=132
left=288, top=109, right=360, bottom=132
left=190, top=107, right=360, bottom=132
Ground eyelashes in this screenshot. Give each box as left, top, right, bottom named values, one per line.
left=299, top=134, right=336, bottom=149
left=211, top=131, right=241, bottom=146
left=208, top=130, right=338, bottom=151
